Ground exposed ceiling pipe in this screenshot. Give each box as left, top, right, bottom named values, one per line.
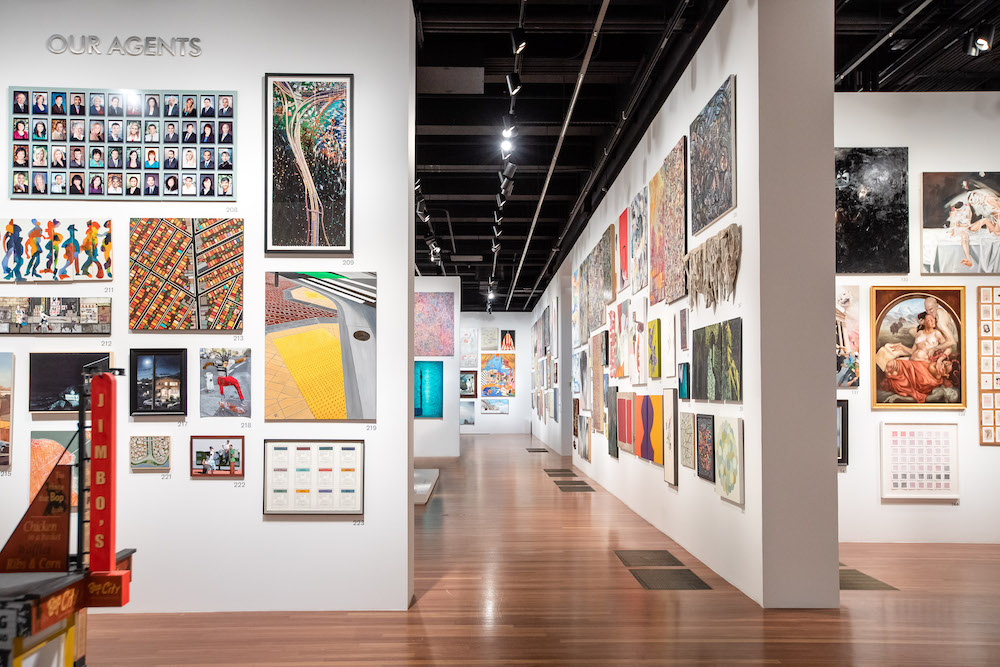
left=833, top=0, right=934, bottom=85
left=504, top=0, right=611, bottom=310
left=523, top=0, right=689, bottom=309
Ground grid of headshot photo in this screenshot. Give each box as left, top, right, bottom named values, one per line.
left=10, top=87, right=236, bottom=200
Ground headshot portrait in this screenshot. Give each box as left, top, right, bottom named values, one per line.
left=107, top=173, right=123, bottom=195
left=31, top=119, right=47, bottom=141
left=201, top=121, right=215, bottom=143
left=182, top=96, right=197, bottom=117
left=218, top=149, right=233, bottom=170
left=126, top=174, right=141, bottom=195
left=107, top=94, right=124, bottom=116
left=164, top=174, right=179, bottom=195
left=51, top=92, right=67, bottom=114
left=145, top=147, right=160, bottom=169
left=12, top=171, right=28, bottom=193
left=70, top=147, right=86, bottom=168
left=50, top=172, right=67, bottom=194
left=32, top=92, right=48, bottom=114
left=218, top=175, right=233, bottom=197
left=12, top=145, right=28, bottom=168
left=200, top=174, right=215, bottom=196
left=13, top=119, right=28, bottom=140
left=126, top=93, right=142, bottom=116
left=90, top=147, right=105, bottom=168
left=200, top=95, right=216, bottom=117
left=200, top=148, right=215, bottom=169
left=181, top=173, right=197, bottom=196
left=51, top=119, right=67, bottom=141
left=89, top=120, right=105, bottom=142
left=164, top=122, right=179, bottom=143
left=218, top=95, right=234, bottom=117
left=145, top=94, right=160, bottom=117
left=163, top=148, right=179, bottom=170
left=127, top=121, right=142, bottom=143
left=164, top=95, right=180, bottom=117
left=144, top=121, right=160, bottom=142
left=12, top=91, right=28, bottom=114
left=51, top=147, right=67, bottom=168
left=127, top=149, right=142, bottom=170
left=89, top=173, right=104, bottom=195
left=144, top=173, right=160, bottom=196
left=31, top=171, right=47, bottom=195
left=70, top=120, right=86, bottom=142
left=108, top=147, right=122, bottom=168
left=32, top=145, right=48, bottom=167
left=69, top=172, right=85, bottom=195
left=218, top=122, right=233, bottom=144
left=183, top=122, right=198, bottom=143
left=89, top=93, right=105, bottom=115
left=70, top=93, right=85, bottom=115
left=182, top=148, right=197, bottom=169
left=108, top=121, right=123, bottom=142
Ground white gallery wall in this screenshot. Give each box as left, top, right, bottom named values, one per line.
left=529, top=271, right=573, bottom=455
left=414, top=276, right=461, bottom=457
left=0, top=0, right=415, bottom=612
left=835, top=92, right=1000, bottom=543
left=534, top=0, right=839, bottom=607
left=458, top=310, right=532, bottom=435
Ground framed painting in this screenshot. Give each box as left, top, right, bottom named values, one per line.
left=715, top=416, right=743, bottom=504
left=617, top=391, right=635, bottom=456
left=631, top=297, right=648, bottom=386
left=190, top=435, right=244, bottom=479
left=836, top=285, right=860, bottom=388
left=30, top=429, right=82, bottom=507
left=978, top=286, right=1000, bottom=445
left=663, top=388, right=678, bottom=485
left=590, top=335, right=604, bottom=435
left=460, top=400, right=475, bottom=425
left=678, top=362, right=690, bottom=399
left=481, top=398, right=509, bottom=414
left=922, top=171, right=1000, bottom=274
left=500, top=329, right=516, bottom=352
left=414, top=292, right=455, bottom=356
left=264, top=272, right=376, bottom=421
left=129, top=436, right=171, bottom=472
left=28, top=352, right=110, bottom=413
left=679, top=412, right=695, bottom=469
left=130, top=349, right=187, bottom=416
left=837, top=399, right=849, bottom=466
left=690, top=75, right=736, bottom=235
left=459, top=370, right=477, bottom=399
left=607, top=306, right=618, bottom=378
left=679, top=308, right=689, bottom=351
left=648, top=318, right=661, bottom=379
left=617, top=208, right=629, bottom=292
left=606, top=382, right=618, bottom=458
left=0, top=218, right=111, bottom=282
left=879, top=423, right=958, bottom=501
left=480, top=353, right=515, bottom=397
left=696, top=413, right=715, bottom=482
left=649, top=136, right=687, bottom=304
left=265, top=74, right=353, bottom=254
left=200, top=348, right=250, bottom=417
left=871, top=286, right=965, bottom=409
left=571, top=352, right=582, bottom=394
left=460, top=328, right=479, bottom=369
left=263, top=439, right=363, bottom=514
left=634, top=394, right=663, bottom=466
left=578, top=256, right=591, bottom=341
left=834, top=147, right=908, bottom=273
left=0, top=296, right=111, bottom=335
left=0, top=353, right=11, bottom=467
left=578, top=349, right=590, bottom=410
left=481, top=327, right=500, bottom=352
left=692, top=318, right=742, bottom=402
left=629, top=186, right=649, bottom=294
left=414, top=360, right=444, bottom=419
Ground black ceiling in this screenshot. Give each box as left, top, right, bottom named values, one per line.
left=415, top=0, right=1000, bottom=312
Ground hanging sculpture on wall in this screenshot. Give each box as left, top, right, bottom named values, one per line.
left=683, top=223, right=741, bottom=310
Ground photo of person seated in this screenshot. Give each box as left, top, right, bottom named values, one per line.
left=163, top=149, right=179, bottom=170
left=164, top=122, right=179, bottom=143
left=89, top=93, right=104, bottom=116
left=69, top=94, right=85, bottom=116
left=32, top=93, right=47, bottom=114
left=164, top=174, right=179, bottom=195
left=31, top=120, right=47, bottom=141
left=218, top=95, right=233, bottom=117
left=144, top=122, right=159, bottom=142
left=144, top=174, right=159, bottom=196
left=144, top=148, right=159, bottom=169
left=12, top=172, right=28, bottom=193
left=146, top=94, right=160, bottom=117
left=107, top=173, right=123, bottom=195
left=218, top=122, right=233, bottom=144
left=108, top=122, right=123, bottom=142
left=50, top=173, right=66, bottom=194
left=164, top=95, right=179, bottom=117
left=12, top=91, right=28, bottom=114
left=200, top=149, right=214, bottom=169
left=183, top=122, right=198, bottom=143
left=218, top=149, right=233, bottom=170
left=200, top=174, right=215, bottom=196
left=70, top=120, right=86, bottom=142
left=127, top=149, right=141, bottom=170
left=51, top=120, right=66, bottom=141
left=32, top=172, right=47, bottom=195
left=182, top=148, right=197, bottom=169
left=89, top=121, right=105, bottom=142
left=12, top=146, right=28, bottom=168
left=70, top=148, right=85, bottom=168
left=89, top=174, right=104, bottom=195
left=90, top=148, right=105, bottom=168
left=200, top=95, right=215, bottom=117
left=51, top=93, right=66, bottom=115
left=126, top=175, right=141, bottom=195
left=181, top=174, right=197, bottom=196
left=218, top=175, right=233, bottom=196
left=13, top=120, right=28, bottom=140
left=126, top=94, right=142, bottom=116
left=32, top=146, right=47, bottom=167
left=108, top=148, right=122, bottom=168
left=51, top=148, right=66, bottom=168
left=107, top=94, right=124, bottom=116
left=201, top=122, right=215, bottom=143
left=69, top=173, right=85, bottom=195
left=182, top=97, right=197, bottom=117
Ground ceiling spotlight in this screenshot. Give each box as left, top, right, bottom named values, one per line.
left=496, top=193, right=506, bottom=209
left=501, top=177, right=514, bottom=197
left=414, top=178, right=422, bottom=193
left=491, top=241, right=501, bottom=254
left=510, top=28, right=527, bottom=55
left=416, top=197, right=426, bottom=214
left=416, top=209, right=430, bottom=224
left=501, top=160, right=517, bottom=179
left=501, top=113, right=517, bottom=138
left=500, top=138, right=513, bottom=153
left=506, top=72, right=522, bottom=96
left=975, top=23, right=995, bottom=51
left=494, top=210, right=504, bottom=225
left=488, top=290, right=495, bottom=301
left=493, top=225, right=503, bottom=237
left=965, top=31, right=982, bottom=56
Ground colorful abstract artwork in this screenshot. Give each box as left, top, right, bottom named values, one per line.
left=696, top=414, right=715, bottom=482
left=481, top=327, right=499, bottom=351
left=585, top=225, right=616, bottom=333
left=978, top=286, right=1000, bottom=444
left=617, top=392, right=634, bottom=456
left=607, top=306, right=618, bottom=378
left=480, top=353, right=515, bottom=397
left=872, top=286, right=964, bottom=409
left=0, top=297, right=111, bottom=334
left=690, top=75, right=736, bottom=235
left=836, top=285, right=860, bottom=388
left=692, top=318, right=742, bottom=402
left=618, top=208, right=629, bottom=292
left=481, top=398, right=509, bottom=414
left=129, top=436, right=171, bottom=472
left=679, top=412, right=695, bottom=469
left=663, top=389, right=678, bottom=485
left=590, top=335, right=604, bottom=435
left=414, top=292, right=455, bottom=356
left=648, top=318, right=661, bottom=379
left=616, top=299, right=630, bottom=379
left=0, top=353, right=11, bottom=467
left=2, top=218, right=111, bottom=281
left=678, top=362, right=690, bottom=400
left=129, top=217, right=243, bottom=330
left=631, top=297, right=648, bottom=385
left=500, top=329, right=516, bottom=351
left=579, top=349, right=591, bottom=410
left=835, top=147, right=908, bottom=273
left=634, top=394, right=663, bottom=465
left=922, top=171, right=1000, bottom=274
left=28, top=352, right=110, bottom=413
left=649, top=137, right=687, bottom=304
left=715, top=416, right=743, bottom=504
left=629, top=187, right=649, bottom=294
left=266, top=74, right=351, bottom=252
left=414, top=360, right=443, bottom=419
left=571, top=351, right=582, bottom=394
left=264, top=272, right=377, bottom=421
left=606, top=382, right=618, bottom=459
left=578, top=256, right=590, bottom=341
left=460, top=400, right=475, bottom=425
left=200, top=348, right=251, bottom=417
left=460, top=328, right=479, bottom=369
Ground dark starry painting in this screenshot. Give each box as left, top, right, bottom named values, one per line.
left=835, top=147, right=909, bottom=274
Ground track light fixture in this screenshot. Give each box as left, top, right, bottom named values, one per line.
left=486, top=303, right=493, bottom=314
left=493, top=225, right=503, bottom=238
left=488, top=289, right=495, bottom=301
left=501, top=160, right=517, bottom=180
left=491, top=241, right=501, bottom=254
left=501, top=177, right=514, bottom=197
left=494, top=210, right=504, bottom=225
left=500, top=139, right=513, bottom=153
left=506, top=72, right=522, bottom=96
left=496, top=193, right=506, bottom=209
left=414, top=178, right=422, bottom=193
left=501, top=113, right=517, bottom=138
left=510, top=28, right=527, bottom=55
left=975, top=23, right=995, bottom=51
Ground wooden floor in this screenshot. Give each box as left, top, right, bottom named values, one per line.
left=89, top=434, right=1000, bottom=665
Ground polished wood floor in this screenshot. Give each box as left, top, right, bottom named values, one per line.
left=90, top=434, right=1000, bottom=665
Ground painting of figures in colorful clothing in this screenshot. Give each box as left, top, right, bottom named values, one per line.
left=480, top=353, right=515, bottom=397
left=2, top=218, right=111, bottom=281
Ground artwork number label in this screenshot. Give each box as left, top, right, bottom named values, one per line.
left=240, top=422, right=251, bottom=429
left=178, top=421, right=188, bottom=427
left=365, top=424, right=377, bottom=431
left=226, top=206, right=238, bottom=213
left=103, top=286, right=114, bottom=293
left=0, top=470, right=11, bottom=477
left=160, top=473, right=172, bottom=480
left=100, top=340, right=112, bottom=347
left=342, top=259, right=355, bottom=266
left=233, top=481, right=246, bottom=488
left=352, top=520, right=365, bottom=526
left=232, top=335, right=244, bottom=342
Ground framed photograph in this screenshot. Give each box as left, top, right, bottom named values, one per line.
left=130, top=349, right=187, bottom=416
left=459, top=370, right=477, bottom=399
left=190, top=435, right=244, bottom=479
left=879, top=423, right=958, bottom=501
left=837, top=399, right=849, bottom=466
left=0, top=353, right=12, bottom=467
left=199, top=348, right=251, bottom=417
left=263, top=440, right=363, bottom=514
left=696, top=413, right=715, bottom=482
left=480, top=398, right=509, bottom=414
left=871, top=286, right=965, bottom=409
left=265, top=74, right=353, bottom=254
left=129, top=436, right=171, bottom=472
left=460, top=400, right=475, bottom=425
left=28, top=352, right=110, bottom=413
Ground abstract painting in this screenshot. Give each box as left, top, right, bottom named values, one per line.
left=586, top=225, right=616, bottom=332
left=130, top=349, right=187, bottom=416
left=129, top=217, right=243, bottom=330
left=715, top=416, right=743, bottom=504
left=679, top=412, right=695, bottom=469
left=649, top=137, right=687, bottom=304
left=264, top=272, right=376, bottom=421
left=460, top=400, right=475, bottom=425
left=500, top=329, right=516, bottom=351
left=634, top=394, right=663, bottom=465
left=266, top=74, right=351, bottom=252
left=618, top=208, right=629, bottom=292
left=414, top=360, right=443, bottom=419
left=607, top=306, right=619, bottom=378
left=578, top=256, right=591, bottom=341
left=579, top=349, right=591, bottom=410
left=922, top=171, right=1000, bottom=274
left=648, top=318, right=661, bottom=379
left=414, top=292, right=455, bottom=356
left=200, top=348, right=250, bottom=417
left=680, top=308, right=689, bottom=350
left=571, top=352, right=582, bottom=394
left=616, top=299, right=630, bottom=379
left=481, top=327, right=500, bottom=351
left=678, top=362, right=690, bottom=400
left=696, top=414, right=715, bottom=482
left=572, top=266, right=582, bottom=349
left=663, top=388, right=678, bottom=485
left=190, top=435, right=244, bottom=479
left=836, top=285, right=861, bottom=388
left=28, top=352, right=109, bottom=413
left=617, top=392, right=635, bottom=456
left=1, top=218, right=111, bottom=281
left=460, top=328, right=479, bottom=369
left=837, top=399, right=849, bottom=465
left=690, top=75, right=736, bottom=235
left=629, top=186, right=649, bottom=294
left=590, top=335, right=604, bottom=435
left=480, top=353, right=515, bottom=397
left=871, top=286, right=964, bottom=409
left=631, top=297, right=648, bottom=385
left=459, top=370, right=477, bottom=399
left=129, top=436, right=171, bottom=472
left=0, top=297, right=111, bottom=334
left=0, top=353, right=10, bottom=467
left=978, top=286, right=1000, bottom=444
left=692, top=318, right=742, bottom=402
left=684, top=223, right=741, bottom=310
left=30, top=430, right=80, bottom=506
left=880, top=423, right=958, bottom=500
left=835, top=147, right=908, bottom=273
left=542, top=305, right=551, bottom=353
left=606, top=381, right=618, bottom=458
left=481, top=398, right=509, bottom=414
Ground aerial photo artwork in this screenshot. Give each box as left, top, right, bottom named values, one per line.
left=267, top=74, right=352, bottom=252
left=265, top=271, right=376, bottom=421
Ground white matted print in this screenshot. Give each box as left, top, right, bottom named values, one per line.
left=481, top=327, right=499, bottom=351
left=879, top=423, right=959, bottom=501
left=979, top=286, right=999, bottom=445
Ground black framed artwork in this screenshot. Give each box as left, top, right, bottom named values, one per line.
left=837, top=399, right=849, bottom=466
left=28, top=352, right=111, bottom=413
left=130, top=348, right=187, bottom=416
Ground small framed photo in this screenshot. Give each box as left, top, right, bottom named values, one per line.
left=218, top=94, right=234, bottom=117
left=163, top=147, right=179, bottom=170
left=836, top=399, right=848, bottom=466
left=12, top=144, right=28, bottom=168
left=87, top=173, right=103, bottom=196
left=31, top=144, right=47, bottom=167
left=12, top=90, right=29, bottom=114
left=106, top=173, right=123, bottom=196
left=13, top=117, right=29, bottom=140
left=30, top=118, right=47, bottom=141
left=200, top=95, right=216, bottom=117
left=144, top=147, right=160, bottom=169
left=199, top=173, right=215, bottom=196
left=30, top=171, right=47, bottom=195
left=263, top=440, right=363, bottom=514
left=126, top=120, right=142, bottom=142
left=217, top=147, right=233, bottom=170
left=200, top=121, right=215, bottom=143
left=217, top=121, right=233, bottom=144
left=125, top=148, right=142, bottom=170
left=88, top=92, right=105, bottom=116
left=31, top=91, right=48, bottom=114
left=69, top=119, right=85, bottom=142
left=163, top=121, right=179, bottom=143
left=199, top=147, right=215, bottom=169
left=69, top=92, right=86, bottom=115
left=163, top=94, right=180, bottom=117
left=125, top=173, right=141, bottom=196
left=11, top=170, right=27, bottom=194
left=69, top=146, right=86, bottom=169
left=126, top=92, right=142, bottom=116
left=459, top=370, right=477, bottom=398
left=88, top=120, right=104, bottom=142
left=130, top=348, right=187, bottom=416
left=181, top=147, right=197, bottom=169
left=107, top=120, right=124, bottom=143
left=68, top=172, right=85, bottom=195
left=142, top=173, right=160, bottom=196
left=191, top=435, right=244, bottom=479
left=163, top=173, right=179, bottom=196
left=49, top=171, right=67, bottom=194
left=182, top=95, right=198, bottom=117
left=51, top=119, right=67, bottom=141
left=50, top=92, right=67, bottom=114
left=51, top=145, right=67, bottom=168
left=144, top=120, right=159, bottom=143
left=218, top=174, right=234, bottom=197
left=107, top=146, right=123, bottom=168
left=130, top=436, right=171, bottom=472
left=106, top=92, right=124, bottom=116
left=89, top=147, right=104, bottom=168
left=182, top=121, right=198, bottom=143
left=181, top=173, right=198, bottom=196
left=144, top=93, right=160, bottom=117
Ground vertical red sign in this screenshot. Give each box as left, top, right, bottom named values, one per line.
left=89, top=373, right=116, bottom=572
